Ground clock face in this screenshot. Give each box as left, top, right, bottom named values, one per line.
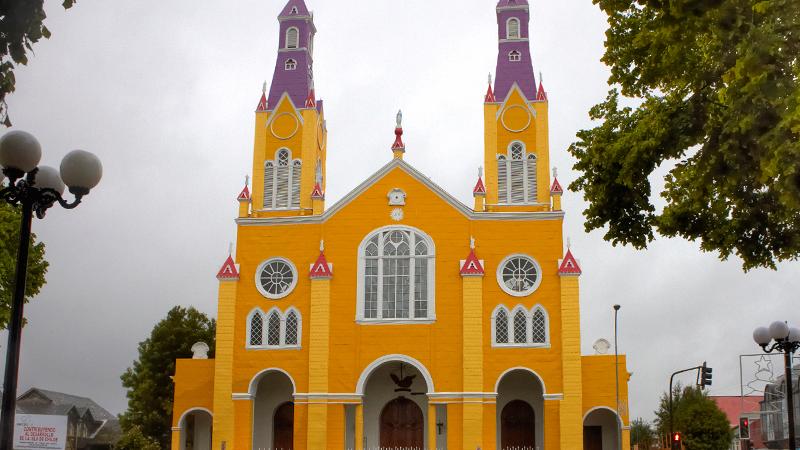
left=391, top=208, right=404, bottom=222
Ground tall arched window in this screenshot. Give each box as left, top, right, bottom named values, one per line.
left=509, top=51, right=521, bottom=62
left=263, top=149, right=301, bottom=209
left=532, top=307, right=546, bottom=343
left=507, top=18, right=520, bottom=39
left=286, top=27, right=299, bottom=49
left=357, top=226, right=435, bottom=322
left=246, top=308, right=302, bottom=349
left=492, top=304, right=550, bottom=347
left=513, top=309, right=527, bottom=343
left=285, top=59, right=297, bottom=71
left=497, top=142, right=538, bottom=204
left=494, top=307, right=509, bottom=344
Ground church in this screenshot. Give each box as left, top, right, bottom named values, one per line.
left=170, top=1, right=630, bottom=449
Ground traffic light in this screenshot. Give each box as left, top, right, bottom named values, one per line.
left=671, top=431, right=682, bottom=450
left=700, top=361, right=713, bottom=388
left=740, top=416, right=750, bottom=439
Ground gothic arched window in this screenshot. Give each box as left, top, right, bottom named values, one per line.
left=532, top=307, right=547, bottom=343
left=286, top=27, right=299, bottom=49
left=357, top=226, right=435, bottom=322
left=507, top=18, right=521, bottom=39
left=267, top=311, right=281, bottom=346
left=513, top=309, right=527, bottom=343
left=494, top=307, right=509, bottom=344
left=249, top=311, right=263, bottom=346
left=497, top=142, right=538, bottom=204
left=246, top=307, right=302, bottom=349
left=509, top=50, right=521, bottom=62
left=285, top=59, right=297, bottom=71
left=285, top=310, right=299, bottom=345
left=492, top=304, right=549, bottom=347
left=263, top=149, right=301, bottom=210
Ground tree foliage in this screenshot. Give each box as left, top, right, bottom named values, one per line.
left=0, top=0, right=76, bottom=126
left=654, top=385, right=733, bottom=450
left=570, top=0, right=800, bottom=270
left=120, top=306, right=216, bottom=449
left=631, top=417, right=657, bottom=450
left=114, top=425, right=160, bottom=450
left=0, top=202, right=48, bottom=329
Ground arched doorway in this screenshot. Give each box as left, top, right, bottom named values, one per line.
left=380, top=396, right=424, bottom=447
left=251, top=370, right=295, bottom=450
left=273, top=402, right=294, bottom=450
left=501, top=400, right=535, bottom=449
left=496, top=368, right=545, bottom=450
left=178, top=409, right=212, bottom=450
left=583, top=407, right=620, bottom=450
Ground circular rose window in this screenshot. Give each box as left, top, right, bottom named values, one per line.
left=497, top=255, right=542, bottom=297
left=256, top=258, right=297, bottom=299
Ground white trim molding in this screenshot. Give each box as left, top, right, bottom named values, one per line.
left=583, top=406, right=625, bottom=427
left=247, top=368, right=297, bottom=396
left=355, top=354, right=435, bottom=395
left=494, top=366, right=548, bottom=394
left=232, top=393, right=253, bottom=401
left=543, top=393, right=564, bottom=401
left=176, top=407, right=213, bottom=427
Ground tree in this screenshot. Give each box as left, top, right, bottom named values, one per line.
left=120, top=306, right=216, bottom=449
left=631, top=417, right=656, bottom=450
left=0, top=202, right=48, bottom=329
left=569, top=0, right=800, bottom=270
left=114, top=425, right=160, bottom=450
left=654, top=385, right=733, bottom=450
left=0, top=0, right=76, bottom=126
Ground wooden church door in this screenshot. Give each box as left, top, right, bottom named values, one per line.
left=380, top=396, right=424, bottom=448
left=583, top=426, right=603, bottom=450
left=500, top=400, right=535, bottom=449
left=272, top=402, right=294, bottom=450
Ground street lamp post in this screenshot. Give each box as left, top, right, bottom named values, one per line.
left=614, top=304, right=621, bottom=450
left=753, top=321, right=800, bottom=450
left=0, top=130, right=102, bottom=450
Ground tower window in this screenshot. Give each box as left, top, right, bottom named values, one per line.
left=509, top=51, right=521, bottom=62
left=246, top=307, right=302, bottom=349
left=285, top=59, right=297, bottom=71
left=497, top=141, right=538, bottom=204
left=357, top=226, right=435, bottom=322
left=290, top=6, right=298, bottom=14
left=507, top=18, right=521, bottom=39
left=263, top=149, right=302, bottom=210
left=492, top=304, right=550, bottom=347
left=286, top=27, right=299, bottom=49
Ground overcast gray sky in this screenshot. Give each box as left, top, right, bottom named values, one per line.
left=2, top=0, right=799, bottom=424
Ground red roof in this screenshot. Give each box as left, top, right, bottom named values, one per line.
left=536, top=82, right=548, bottom=101
left=237, top=185, right=251, bottom=201
left=460, top=249, right=485, bottom=276
left=311, top=182, right=324, bottom=200
left=256, top=93, right=268, bottom=112
left=550, top=177, right=564, bottom=194
left=309, top=252, right=333, bottom=279
left=485, top=84, right=496, bottom=103
left=216, top=255, right=239, bottom=280
left=304, top=89, right=316, bottom=108
left=558, top=249, right=582, bottom=276
left=473, top=177, right=486, bottom=196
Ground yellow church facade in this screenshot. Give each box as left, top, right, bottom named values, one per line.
left=170, top=1, right=630, bottom=449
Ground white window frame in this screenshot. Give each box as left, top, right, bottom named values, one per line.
left=263, top=149, right=302, bottom=210
left=491, top=304, right=550, bottom=348
left=255, top=257, right=298, bottom=299
left=246, top=306, right=302, bottom=350
left=496, top=141, right=538, bottom=205
left=286, top=27, right=299, bottom=49
left=356, top=225, right=436, bottom=324
left=285, top=58, right=297, bottom=70
left=506, top=17, right=521, bottom=39
left=496, top=253, right=543, bottom=297
left=508, top=50, right=521, bottom=62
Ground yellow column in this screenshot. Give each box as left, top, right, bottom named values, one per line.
left=461, top=262, right=484, bottom=449
left=307, top=267, right=332, bottom=448
left=293, top=402, right=308, bottom=450
left=482, top=401, right=497, bottom=450
left=233, top=398, right=253, bottom=450
left=428, top=403, right=437, bottom=450
left=327, top=404, right=346, bottom=450
left=211, top=279, right=237, bottom=450
left=474, top=193, right=485, bottom=212
left=622, top=426, right=631, bottom=450
left=238, top=197, right=250, bottom=218
left=544, top=398, right=561, bottom=450
left=483, top=102, right=499, bottom=207
left=354, top=403, right=364, bottom=450
left=170, top=428, right=180, bottom=450
left=559, top=273, right=583, bottom=449
left=446, top=403, right=463, bottom=450
left=552, top=193, right=562, bottom=211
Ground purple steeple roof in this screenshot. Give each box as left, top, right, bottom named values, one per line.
left=493, top=1, right=537, bottom=101
left=267, top=0, right=317, bottom=108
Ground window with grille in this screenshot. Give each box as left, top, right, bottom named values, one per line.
left=492, top=305, right=549, bottom=347
left=257, top=258, right=297, bottom=299
left=358, top=227, right=435, bottom=322
left=286, top=27, right=299, bottom=49
left=497, top=142, right=537, bottom=204
left=509, top=51, right=521, bottom=62
left=246, top=307, right=301, bottom=349
left=498, top=255, right=541, bottom=296
left=507, top=18, right=520, bottom=39
left=285, top=59, right=297, bottom=70
left=263, top=149, right=301, bottom=210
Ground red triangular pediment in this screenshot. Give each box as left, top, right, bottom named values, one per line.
left=310, top=252, right=333, bottom=278
left=237, top=185, right=251, bottom=201
left=485, top=85, right=496, bottom=103
left=304, top=90, right=316, bottom=108
left=460, top=249, right=485, bottom=276
left=473, top=177, right=486, bottom=195
left=536, top=83, right=548, bottom=101
left=311, top=182, right=324, bottom=199
left=550, top=177, right=564, bottom=194
left=392, top=128, right=405, bottom=150
left=558, top=249, right=582, bottom=276
left=216, top=255, right=240, bottom=280
left=256, top=93, right=268, bottom=112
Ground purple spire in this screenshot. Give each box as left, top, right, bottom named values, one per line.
left=493, top=1, right=537, bottom=101
left=267, top=0, right=316, bottom=108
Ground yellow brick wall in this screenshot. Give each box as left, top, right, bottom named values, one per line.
left=212, top=281, right=237, bottom=450
left=560, top=275, right=583, bottom=449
